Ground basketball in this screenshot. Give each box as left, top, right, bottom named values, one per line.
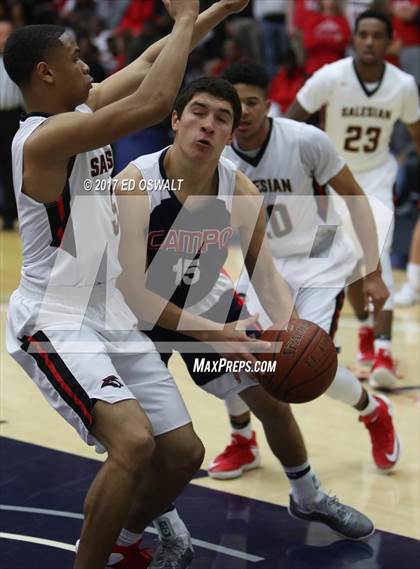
left=256, top=319, right=337, bottom=404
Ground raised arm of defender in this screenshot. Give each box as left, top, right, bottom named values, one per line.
left=25, top=1, right=199, bottom=177
left=87, top=1, right=250, bottom=111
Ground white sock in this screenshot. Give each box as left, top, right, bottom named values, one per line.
left=360, top=314, right=374, bottom=328
left=325, top=365, right=363, bottom=407
left=154, top=507, right=189, bottom=540
left=232, top=423, right=253, bottom=440
left=116, top=528, right=143, bottom=547
left=407, top=263, right=420, bottom=290
left=359, top=393, right=379, bottom=417
left=374, top=338, right=391, bottom=353
left=284, top=461, right=323, bottom=507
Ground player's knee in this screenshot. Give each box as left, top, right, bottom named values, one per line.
left=247, top=389, right=291, bottom=422
left=110, top=431, right=156, bottom=477
left=176, top=433, right=204, bottom=476
left=161, top=431, right=204, bottom=478
left=269, top=399, right=293, bottom=423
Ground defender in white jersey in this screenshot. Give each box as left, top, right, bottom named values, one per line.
left=2, top=4, right=259, bottom=567
left=116, top=77, right=376, bottom=542
left=206, top=60, right=398, bottom=482
left=288, top=9, right=420, bottom=389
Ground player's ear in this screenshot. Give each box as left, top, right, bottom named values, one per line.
left=172, top=110, right=180, bottom=132
left=35, top=61, right=55, bottom=85
left=266, top=99, right=271, bottom=114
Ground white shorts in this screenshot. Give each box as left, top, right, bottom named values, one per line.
left=200, top=371, right=258, bottom=400
left=354, top=159, right=397, bottom=310
left=239, top=279, right=344, bottom=341
left=6, top=285, right=191, bottom=445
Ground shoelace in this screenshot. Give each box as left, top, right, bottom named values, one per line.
left=325, top=495, right=352, bottom=525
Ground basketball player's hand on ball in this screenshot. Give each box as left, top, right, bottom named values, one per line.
left=218, top=0, right=250, bottom=15
left=208, top=314, right=272, bottom=382
left=162, top=0, right=199, bottom=21
left=363, top=270, right=390, bottom=316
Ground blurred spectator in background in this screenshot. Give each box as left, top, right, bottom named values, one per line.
left=268, top=48, right=305, bottom=114
left=118, top=0, right=155, bottom=36
left=253, top=0, right=291, bottom=77
left=90, top=16, right=118, bottom=74
left=78, top=35, right=107, bottom=82
left=60, top=0, right=96, bottom=36
left=224, top=0, right=260, bottom=61
left=126, top=19, right=161, bottom=64
left=185, top=46, right=206, bottom=83
left=288, top=0, right=319, bottom=65
left=346, top=0, right=375, bottom=28
left=303, top=0, right=351, bottom=75
left=96, top=0, right=131, bottom=30
left=207, top=36, right=243, bottom=76
left=392, top=0, right=420, bottom=83
left=0, top=18, right=22, bottom=229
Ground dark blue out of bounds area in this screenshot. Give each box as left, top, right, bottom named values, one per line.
left=1, top=438, right=419, bottom=569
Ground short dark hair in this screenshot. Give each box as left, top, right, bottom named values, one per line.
left=174, top=77, right=242, bottom=131
left=222, top=60, right=270, bottom=94
left=355, top=10, right=393, bottom=38
left=4, top=24, right=66, bottom=87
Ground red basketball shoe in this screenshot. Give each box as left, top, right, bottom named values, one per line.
left=75, top=539, right=152, bottom=569
left=107, top=541, right=153, bottom=568
left=359, top=395, right=401, bottom=471
left=357, top=326, right=375, bottom=365
left=369, top=348, right=399, bottom=390
left=208, top=431, right=260, bottom=479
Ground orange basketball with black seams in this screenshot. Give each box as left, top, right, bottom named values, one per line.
left=256, top=319, right=337, bottom=403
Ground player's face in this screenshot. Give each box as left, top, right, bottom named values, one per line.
left=48, top=33, right=93, bottom=108
left=233, top=83, right=269, bottom=141
left=353, top=18, right=390, bottom=65
left=172, top=93, right=234, bottom=160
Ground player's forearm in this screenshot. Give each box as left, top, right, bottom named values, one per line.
left=329, top=167, right=382, bottom=276
left=346, top=197, right=382, bottom=276
left=252, top=269, right=294, bottom=327
left=118, top=275, right=222, bottom=340
left=132, top=14, right=195, bottom=112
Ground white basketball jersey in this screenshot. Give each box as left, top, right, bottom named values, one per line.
left=224, top=118, right=346, bottom=256
left=12, top=104, right=121, bottom=296
left=224, top=118, right=357, bottom=289
left=297, top=57, right=420, bottom=173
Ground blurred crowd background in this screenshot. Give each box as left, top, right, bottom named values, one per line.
left=1, top=0, right=419, bottom=265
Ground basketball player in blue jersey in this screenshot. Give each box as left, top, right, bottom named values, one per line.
left=3, top=2, right=255, bottom=568
left=115, top=77, right=375, bottom=544
left=206, top=60, right=400, bottom=481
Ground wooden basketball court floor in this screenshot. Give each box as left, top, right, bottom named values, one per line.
left=1, top=228, right=419, bottom=568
